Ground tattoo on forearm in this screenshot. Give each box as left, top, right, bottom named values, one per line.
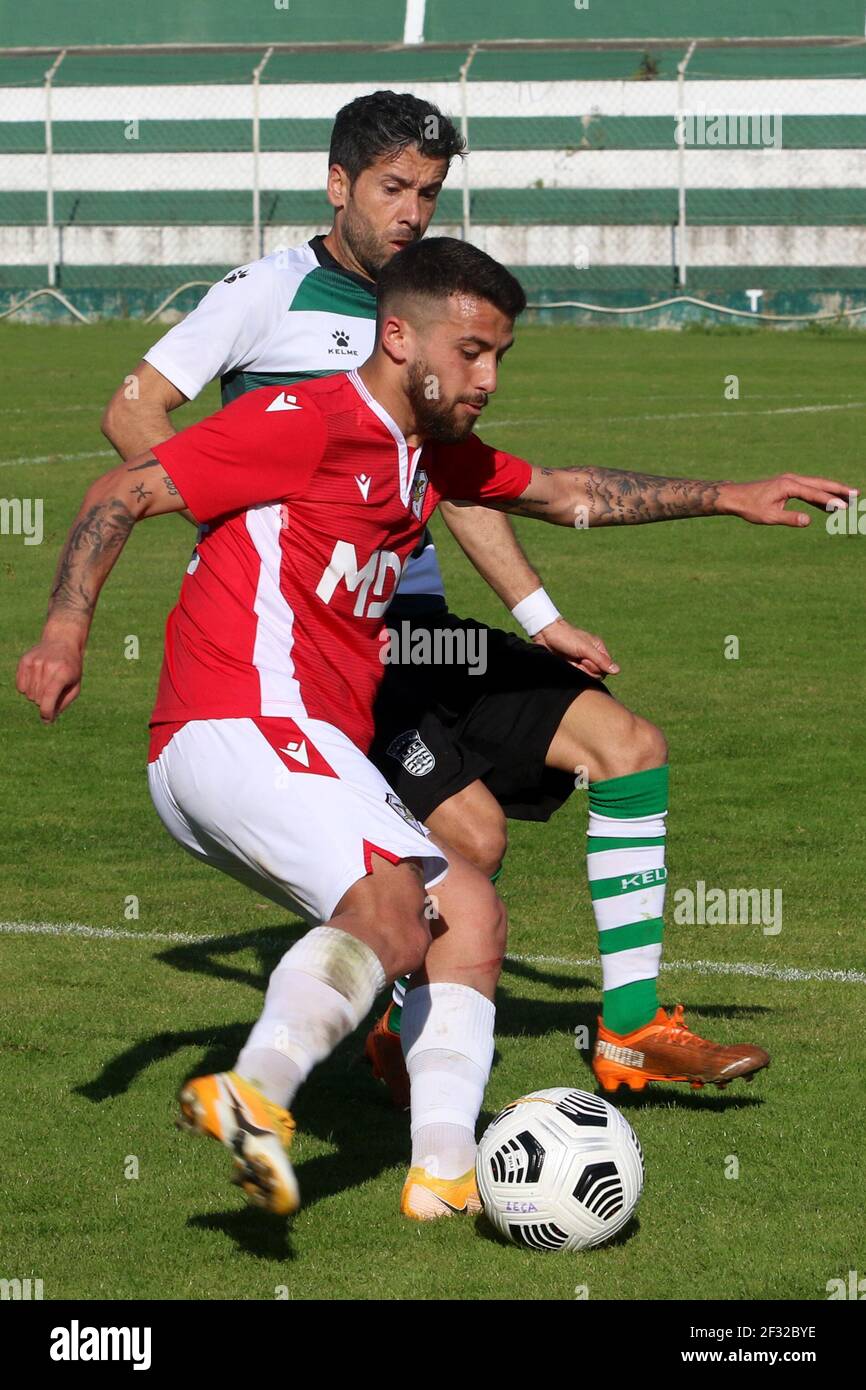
left=498, top=493, right=551, bottom=519
left=571, top=468, right=724, bottom=525
left=49, top=499, right=136, bottom=618
left=127, top=457, right=176, bottom=500
left=503, top=467, right=724, bottom=526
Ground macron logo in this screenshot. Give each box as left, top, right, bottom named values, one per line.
left=279, top=740, right=309, bottom=767
left=266, top=392, right=302, bottom=413
left=355, top=474, right=372, bottom=501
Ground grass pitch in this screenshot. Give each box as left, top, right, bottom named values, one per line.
left=1, top=319, right=864, bottom=1301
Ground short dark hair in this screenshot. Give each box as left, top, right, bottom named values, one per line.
left=376, top=237, right=527, bottom=324
left=329, top=90, right=465, bottom=180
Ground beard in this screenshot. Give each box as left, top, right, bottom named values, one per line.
left=406, top=358, right=484, bottom=445
left=341, top=203, right=415, bottom=279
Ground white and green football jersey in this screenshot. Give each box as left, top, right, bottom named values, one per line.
left=144, top=236, right=446, bottom=607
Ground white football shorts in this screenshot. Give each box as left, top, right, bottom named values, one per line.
left=147, top=715, right=449, bottom=924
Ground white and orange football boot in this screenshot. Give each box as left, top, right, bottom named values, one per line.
left=400, top=1166, right=482, bottom=1221
left=177, top=1071, right=299, bottom=1216
left=592, top=1004, right=770, bottom=1093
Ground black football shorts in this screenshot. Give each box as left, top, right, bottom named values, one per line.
left=369, top=611, right=610, bottom=824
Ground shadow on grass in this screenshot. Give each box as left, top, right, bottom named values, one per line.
left=187, top=1208, right=297, bottom=1264
left=473, top=1208, right=641, bottom=1253
left=73, top=923, right=772, bottom=1250
left=75, top=1012, right=413, bottom=1253
left=156, top=922, right=306, bottom=993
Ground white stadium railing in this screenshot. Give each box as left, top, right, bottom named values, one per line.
left=1, top=35, right=865, bottom=324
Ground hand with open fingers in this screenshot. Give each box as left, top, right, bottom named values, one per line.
left=16, top=639, right=83, bottom=724
left=531, top=617, right=620, bottom=680
left=725, top=474, right=858, bottom=527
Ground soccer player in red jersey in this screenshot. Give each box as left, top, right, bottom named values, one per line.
left=18, top=239, right=855, bottom=1221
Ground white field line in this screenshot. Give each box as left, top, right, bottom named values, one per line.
left=0, top=920, right=219, bottom=945
left=508, top=951, right=866, bottom=986
left=483, top=401, right=866, bottom=430
left=1, top=920, right=863, bottom=985
left=1, top=402, right=862, bottom=468
left=0, top=448, right=114, bottom=469
left=0, top=403, right=103, bottom=416
left=0, top=389, right=853, bottom=418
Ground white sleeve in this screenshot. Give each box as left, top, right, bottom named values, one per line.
left=143, top=259, right=282, bottom=401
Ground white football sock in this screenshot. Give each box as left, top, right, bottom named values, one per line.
left=236, top=926, right=385, bottom=1109
left=402, top=983, right=495, bottom=1180
left=410, top=1122, right=479, bottom=1181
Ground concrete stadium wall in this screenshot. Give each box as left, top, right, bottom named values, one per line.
left=6, top=223, right=866, bottom=269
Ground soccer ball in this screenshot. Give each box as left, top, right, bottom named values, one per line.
left=476, top=1088, right=644, bottom=1251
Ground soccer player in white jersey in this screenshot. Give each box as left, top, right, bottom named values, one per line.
left=20, top=238, right=853, bottom=1224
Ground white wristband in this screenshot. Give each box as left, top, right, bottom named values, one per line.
left=511, top=587, right=561, bottom=638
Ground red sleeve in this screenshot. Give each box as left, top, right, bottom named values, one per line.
left=429, top=433, right=533, bottom=504
left=151, top=385, right=328, bottom=523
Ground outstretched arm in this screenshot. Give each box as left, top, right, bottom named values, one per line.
left=488, top=466, right=856, bottom=528
left=16, top=454, right=188, bottom=723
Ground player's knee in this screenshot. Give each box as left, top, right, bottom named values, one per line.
left=632, top=718, right=668, bottom=771
left=451, top=810, right=508, bottom=879
left=595, top=713, right=667, bottom=780
left=471, top=888, right=508, bottom=980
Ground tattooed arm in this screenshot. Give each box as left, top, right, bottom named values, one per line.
left=16, top=453, right=188, bottom=723
left=488, top=465, right=856, bottom=529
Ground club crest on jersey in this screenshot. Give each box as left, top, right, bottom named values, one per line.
left=410, top=469, right=429, bottom=521
left=386, top=729, right=436, bottom=778
left=386, top=792, right=426, bottom=834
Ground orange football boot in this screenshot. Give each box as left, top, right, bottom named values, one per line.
left=177, top=1070, right=299, bottom=1216
left=592, top=1004, right=770, bottom=1093
left=364, top=1003, right=410, bottom=1110
left=401, top=1167, right=482, bottom=1220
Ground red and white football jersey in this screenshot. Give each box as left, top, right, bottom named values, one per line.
left=150, top=369, right=532, bottom=752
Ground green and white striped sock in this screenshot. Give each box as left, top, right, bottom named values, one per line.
left=587, top=766, right=669, bottom=1036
